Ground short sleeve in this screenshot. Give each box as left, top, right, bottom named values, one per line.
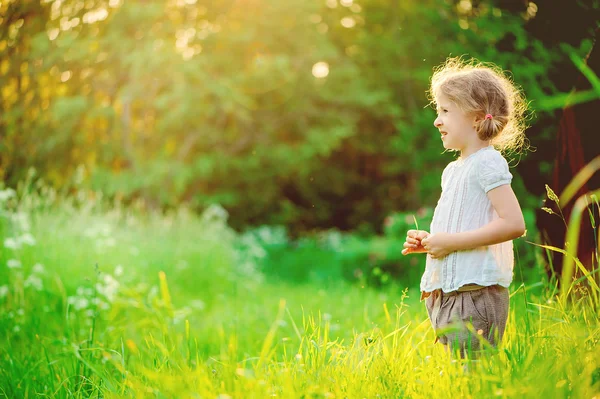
left=476, top=150, right=513, bottom=193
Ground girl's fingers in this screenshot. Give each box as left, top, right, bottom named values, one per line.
left=417, top=231, right=430, bottom=240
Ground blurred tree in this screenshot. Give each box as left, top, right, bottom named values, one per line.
left=1, top=0, right=591, bottom=235
left=0, top=0, right=52, bottom=180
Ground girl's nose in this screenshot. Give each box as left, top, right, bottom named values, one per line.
left=434, top=117, right=442, bottom=127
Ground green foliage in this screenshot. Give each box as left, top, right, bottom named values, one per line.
left=3, top=1, right=597, bottom=231
left=242, top=209, right=434, bottom=289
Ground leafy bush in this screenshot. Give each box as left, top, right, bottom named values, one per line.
left=246, top=209, right=435, bottom=289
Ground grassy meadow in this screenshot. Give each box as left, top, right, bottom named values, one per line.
left=2, top=1, right=600, bottom=398
left=0, top=184, right=598, bottom=399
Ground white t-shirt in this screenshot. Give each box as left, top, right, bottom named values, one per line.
left=420, top=146, right=515, bottom=293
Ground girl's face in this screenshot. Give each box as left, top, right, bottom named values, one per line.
left=433, top=94, right=478, bottom=153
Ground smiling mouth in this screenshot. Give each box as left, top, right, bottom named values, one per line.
left=440, top=131, right=448, bottom=137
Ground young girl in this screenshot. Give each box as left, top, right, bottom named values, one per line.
left=402, top=57, right=528, bottom=357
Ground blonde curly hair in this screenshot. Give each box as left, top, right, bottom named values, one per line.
left=428, top=56, right=530, bottom=154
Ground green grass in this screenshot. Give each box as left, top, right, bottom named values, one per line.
left=0, top=188, right=598, bottom=398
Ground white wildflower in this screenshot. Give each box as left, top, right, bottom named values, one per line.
left=7, top=259, right=22, bottom=269
left=92, top=297, right=111, bottom=310
left=68, top=296, right=89, bottom=310
left=97, top=274, right=119, bottom=302
left=4, top=238, right=20, bottom=250
left=201, top=204, right=228, bottom=224
left=114, top=264, right=123, bottom=276
left=0, top=188, right=16, bottom=201
left=190, top=299, right=205, bottom=310
left=20, top=233, right=36, bottom=246
left=12, top=212, right=30, bottom=231
left=101, top=224, right=111, bottom=237
left=250, top=245, right=267, bottom=259
left=32, top=263, right=45, bottom=274
left=13, top=325, right=21, bottom=333
left=24, top=274, right=43, bottom=291
left=258, top=227, right=273, bottom=242
left=0, top=285, right=9, bottom=298
left=83, top=227, right=97, bottom=238
left=103, top=274, right=119, bottom=287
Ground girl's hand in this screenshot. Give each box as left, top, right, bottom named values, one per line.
left=421, top=233, right=455, bottom=259
left=401, top=230, right=430, bottom=255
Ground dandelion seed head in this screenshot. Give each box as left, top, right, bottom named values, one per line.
left=7, top=259, right=22, bottom=269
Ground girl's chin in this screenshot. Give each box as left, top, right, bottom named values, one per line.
left=442, top=142, right=460, bottom=151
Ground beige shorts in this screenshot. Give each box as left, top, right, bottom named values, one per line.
left=423, top=284, right=509, bottom=357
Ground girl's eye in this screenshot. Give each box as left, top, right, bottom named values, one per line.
left=443, top=109, right=448, bottom=113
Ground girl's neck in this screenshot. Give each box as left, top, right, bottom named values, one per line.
left=459, top=142, right=491, bottom=159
